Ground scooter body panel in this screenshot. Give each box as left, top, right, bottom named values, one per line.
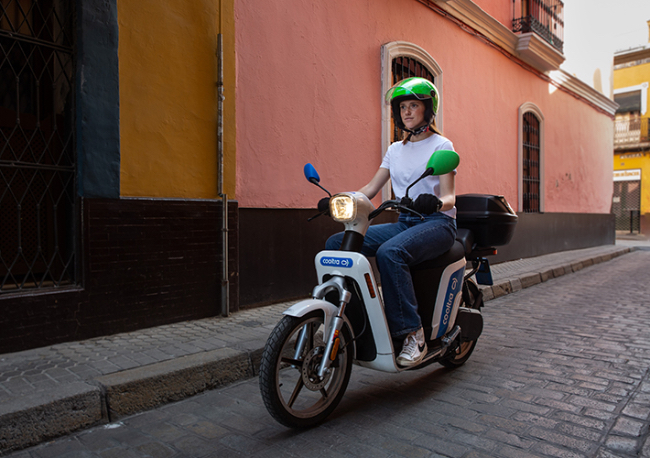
left=315, top=251, right=394, bottom=359
left=429, top=258, right=466, bottom=340
left=313, top=250, right=469, bottom=374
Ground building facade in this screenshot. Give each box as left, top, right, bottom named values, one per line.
left=1, top=0, right=617, bottom=353
left=235, top=0, right=617, bottom=308
left=613, top=22, right=650, bottom=235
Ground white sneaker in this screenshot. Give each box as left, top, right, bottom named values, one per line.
left=397, top=328, right=427, bottom=367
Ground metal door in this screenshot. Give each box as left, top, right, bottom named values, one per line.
left=613, top=180, right=641, bottom=233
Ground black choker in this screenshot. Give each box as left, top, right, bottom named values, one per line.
left=408, top=124, right=430, bottom=136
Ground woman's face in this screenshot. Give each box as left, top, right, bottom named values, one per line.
left=399, top=99, right=426, bottom=130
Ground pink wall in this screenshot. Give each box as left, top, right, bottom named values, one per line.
left=474, top=0, right=513, bottom=28
left=235, top=0, right=612, bottom=214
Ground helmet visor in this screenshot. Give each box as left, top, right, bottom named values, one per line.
left=385, top=77, right=436, bottom=105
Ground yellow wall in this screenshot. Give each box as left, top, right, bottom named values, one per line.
left=117, top=0, right=236, bottom=198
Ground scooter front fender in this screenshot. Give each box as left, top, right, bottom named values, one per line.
left=283, top=299, right=341, bottom=337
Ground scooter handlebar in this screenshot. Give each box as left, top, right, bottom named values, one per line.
left=368, top=200, right=424, bottom=221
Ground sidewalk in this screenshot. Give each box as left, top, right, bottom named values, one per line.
left=0, top=243, right=637, bottom=454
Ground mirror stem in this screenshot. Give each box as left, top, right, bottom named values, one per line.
left=310, top=179, right=332, bottom=197
left=404, top=167, right=433, bottom=199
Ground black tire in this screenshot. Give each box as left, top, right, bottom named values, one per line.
left=439, top=279, right=482, bottom=368
left=259, top=311, right=353, bottom=428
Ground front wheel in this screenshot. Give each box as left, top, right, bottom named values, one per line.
left=439, top=279, right=482, bottom=368
left=259, top=312, right=353, bottom=428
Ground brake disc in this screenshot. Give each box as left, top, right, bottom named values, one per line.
left=301, top=347, right=332, bottom=391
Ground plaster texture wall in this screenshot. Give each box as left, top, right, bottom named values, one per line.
left=118, top=0, right=236, bottom=198
left=474, top=0, right=513, bottom=28
left=235, top=0, right=613, bottom=214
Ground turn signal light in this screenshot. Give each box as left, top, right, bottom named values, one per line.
left=364, top=273, right=376, bottom=298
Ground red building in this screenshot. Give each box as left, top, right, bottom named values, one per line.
left=235, top=0, right=617, bottom=307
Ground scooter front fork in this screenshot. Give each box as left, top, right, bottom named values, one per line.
left=293, top=275, right=352, bottom=381
left=317, top=314, right=346, bottom=379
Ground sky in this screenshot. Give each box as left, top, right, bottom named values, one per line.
left=562, top=0, right=650, bottom=97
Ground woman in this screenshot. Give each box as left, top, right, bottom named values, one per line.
left=326, top=77, right=457, bottom=367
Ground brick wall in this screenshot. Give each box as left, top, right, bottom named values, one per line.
left=0, top=198, right=238, bottom=354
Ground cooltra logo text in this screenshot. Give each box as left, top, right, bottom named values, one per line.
left=320, top=257, right=354, bottom=268
left=442, top=278, right=458, bottom=326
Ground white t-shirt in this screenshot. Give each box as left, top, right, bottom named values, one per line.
left=380, top=134, right=456, bottom=218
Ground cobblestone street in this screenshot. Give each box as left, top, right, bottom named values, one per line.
left=7, top=249, right=650, bottom=458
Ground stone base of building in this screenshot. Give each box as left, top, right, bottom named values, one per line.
left=0, top=198, right=238, bottom=354
left=238, top=209, right=615, bottom=309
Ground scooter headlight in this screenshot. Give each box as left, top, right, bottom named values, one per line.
left=330, top=194, right=356, bottom=222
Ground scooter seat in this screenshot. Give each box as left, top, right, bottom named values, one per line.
left=455, top=228, right=474, bottom=255
left=411, top=240, right=465, bottom=271
left=410, top=228, right=473, bottom=271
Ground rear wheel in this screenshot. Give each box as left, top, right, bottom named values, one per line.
left=439, top=279, right=482, bottom=368
left=259, top=312, right=353, bottom=428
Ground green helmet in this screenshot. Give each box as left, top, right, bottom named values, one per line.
left=386, top=77, right=439, bottom=132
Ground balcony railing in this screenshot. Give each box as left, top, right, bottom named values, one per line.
left=614, top=117, right=650, bottom=146
left=513, top=0, right=564, bottom=53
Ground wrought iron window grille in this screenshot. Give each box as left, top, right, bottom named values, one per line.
left=0, top=0, right=77, bottom=293
left=522, top=112, right=541, bottom=213
left=391, top=56, right=435, bottom=142
left=512, top=0, right=564, bottom=53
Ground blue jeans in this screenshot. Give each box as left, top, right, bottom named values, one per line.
left=326, top=213, right=457, bottom=338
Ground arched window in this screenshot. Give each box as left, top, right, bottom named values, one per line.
left=390, top=56, right=436, bottom=142
left=381, top=42, right=442, bottom=199
left=518, top=103, right=545, bottom=213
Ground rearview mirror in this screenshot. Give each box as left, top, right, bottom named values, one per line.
left=425, top=149, right=459, bottom=176
left=404, top=149, right=460, bottom=200
left=303, top=163, right=320, bottom=184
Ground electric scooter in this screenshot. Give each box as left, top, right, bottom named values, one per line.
left=259, top=150, right=517, bottom=428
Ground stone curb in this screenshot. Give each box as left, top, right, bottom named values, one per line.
left=0, top=348, right=264, bottom=455
left=0, top=245, right=634, bottom=455
left=0, top=382, right=103, bottom=453
left=478, top=247, right=632, bottom=302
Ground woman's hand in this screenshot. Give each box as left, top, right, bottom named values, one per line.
left=413, top=194, right=442, bottom=214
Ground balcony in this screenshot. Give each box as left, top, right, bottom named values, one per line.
left=513, top=0, right=564, bottom=53
left=614, top=117, right=650, bottom=148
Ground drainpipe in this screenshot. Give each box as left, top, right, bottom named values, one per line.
left=217, top=33, right=229, bottom=317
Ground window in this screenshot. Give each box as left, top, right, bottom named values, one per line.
left=614, top=91, right=642, bottom=115
left=518, top=103, right=544, bottom=213
left=381, top=42, right=442, bottom=200
left=390, top=56, right=436, bottom=142
left=0, top=0, right=77, bottom=292
left=613, top=83, right=649, bottom=145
